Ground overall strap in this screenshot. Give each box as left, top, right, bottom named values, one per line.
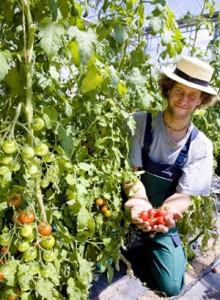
left=174, top=126, right=199, bottom=168
left=143, top=112, right=152, bottom=152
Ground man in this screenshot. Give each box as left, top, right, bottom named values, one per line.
left=123, top=56, right=218, bottom=296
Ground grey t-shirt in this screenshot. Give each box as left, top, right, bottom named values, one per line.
left=129, top=111, right=213, bottom=196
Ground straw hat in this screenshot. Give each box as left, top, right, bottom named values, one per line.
left=162, top=56, right=217, bottom=95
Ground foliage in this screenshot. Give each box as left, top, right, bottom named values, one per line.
left=0, top=0, right=219, bottom=298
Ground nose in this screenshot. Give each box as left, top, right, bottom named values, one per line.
left=178, top=93, right=189, bottom=104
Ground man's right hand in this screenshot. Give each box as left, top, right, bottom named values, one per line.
left=124, top=198, right=153, bottom=232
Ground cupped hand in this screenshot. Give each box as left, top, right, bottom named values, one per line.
left=124, top=198, right=153, bottom=231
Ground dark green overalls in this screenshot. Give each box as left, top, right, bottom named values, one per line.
left=125, top=113, right=198, bottom=296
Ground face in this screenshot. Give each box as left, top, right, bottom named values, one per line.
left=167, top=83, right=202, bottom=120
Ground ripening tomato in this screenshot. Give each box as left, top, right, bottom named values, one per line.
left=139, top=210, right=149, bottom=221
left=1, top=246, right=8, bottom=254
left=0, top=273, right=4, bottom=280
left=100, top=205, right=108, bottom=213
left=7, top=193, right=22, bottom=207
left=37, top=222, right=52, bottom=236
left=95, top=198, right=105, bottom=206
left=19, top=211, right=35, bottom=224
left=104, top=209, right=111, bottom=218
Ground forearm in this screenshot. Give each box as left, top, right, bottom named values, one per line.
left=123, top=178, right=149, bottom=201
left=163, top=192, right=191, bottom=214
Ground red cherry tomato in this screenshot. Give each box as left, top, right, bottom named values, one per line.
left=156, top=216, right=166, bottom=226
left=139, top=210, right=149, bottom=221
left=148, top=208, right=156, bottom=217
left=155, top=208, right=168, bottom=218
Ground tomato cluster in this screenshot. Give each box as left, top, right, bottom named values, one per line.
left=139, top=207, right=169, bottom=226
left=95, top=198, right=111, bottom=218
left=0, top=192, right=57, bottom=281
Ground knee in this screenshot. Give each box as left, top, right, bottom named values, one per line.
left=159, top=280, right=184, bottom=297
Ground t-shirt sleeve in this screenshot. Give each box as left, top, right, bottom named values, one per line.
left=128, top=112, right=147, bottom=168
left=176, top=135, right=213, bottom=196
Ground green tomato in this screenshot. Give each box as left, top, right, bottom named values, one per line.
left=43, top=250, right=56, bottom=262
left=27, top=165, right=39, bottom=175
left=40, top=235, right=56, bottom=249
left=25, top=231, right=36, bottom=241
left=0, top=156, right=13, bottom=165
left=43, top=152, right=55, bottom=163
left=20, top=224, right=33, bottom=238
left=34, top=143, right=49, bottom=156
left=1, top=140, right=18, bottom=154
left=23, top=247, right=37, bottom=261
left=40, top=179, right=50, bottom=188
left=9, top=163, right=21, bottom=172
left=0, top=166, right=10, bottom=175
left=40, top=267, right=51, bottom=278
left=32, top=117, right=45, bottom=131
left=21, top=146, right=35, bottom=159
left=0, top=233, right=11, bottom=246
left=17, top=241, right=30, bottom=252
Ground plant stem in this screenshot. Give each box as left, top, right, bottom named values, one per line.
left=36, top=177, right=47, bottom=222
left=21, top=0, right=35, bottom=146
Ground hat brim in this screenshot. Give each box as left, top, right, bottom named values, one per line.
left=162, top=69, right=218, bottom=96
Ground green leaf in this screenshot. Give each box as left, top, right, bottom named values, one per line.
left=81, top=71, right=103, bottom=93
left=35, top=278, right=54, bottom=298
left=0, top=50, right=12, bottom=81
left=114, top=25, right=129, bottom=45
left=48, top=0, right=58, bottom=21
left=43, top=106, right=58, bottom=129
left=68, top=27, right=97, bottom=65
left=56, top=124, right=74, bottom=159
left=39, top=18, right=65, bottom=58
left=68, top=41, right=80, bottom=67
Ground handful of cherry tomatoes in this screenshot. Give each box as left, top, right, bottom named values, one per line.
left=139, top=207, right=169, bottom=226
